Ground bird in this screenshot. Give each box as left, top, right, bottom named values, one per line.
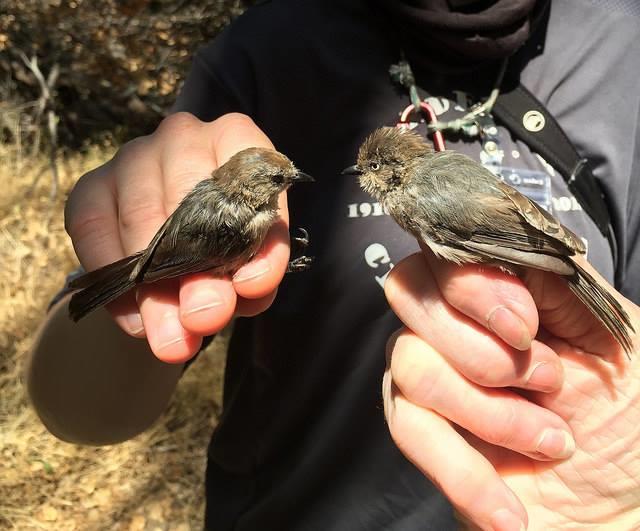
left=68, top=147, right=313, bottom=322
left=343, top=127, right=634, bottom=356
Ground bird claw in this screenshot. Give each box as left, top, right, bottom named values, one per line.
left=287, top=227, right=313, bottom=273
left=291, top=227, right=310, bottom=252
left=286, top=255, right=313, bottom=273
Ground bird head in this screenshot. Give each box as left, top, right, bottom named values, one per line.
left=221, top=147, right=313, bottom=209
left=342, top=127, right=432, bottom=202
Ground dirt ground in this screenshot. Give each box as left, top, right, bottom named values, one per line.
left=0, top=143, right=228, bottom=530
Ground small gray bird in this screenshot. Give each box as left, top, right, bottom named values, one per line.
left=343, top=127, right=634, bottom=355
left=68, top=147, right=313, bottom=321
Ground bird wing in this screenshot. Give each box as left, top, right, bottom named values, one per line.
left=405, top=158, right=586, bottom=275
left=128, top=215, right=173, bottom=281
left=139, top=217, right=254, bottom=282
left=455, top=181, right=585, bottom=274
left=492, top=180, right=586, bottom=255
left=128, top=181, right=258, bottom=283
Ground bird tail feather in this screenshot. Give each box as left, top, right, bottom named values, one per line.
left=567, top=262, right=635, bottom=357
left=68, top=255, right=140, bottom=322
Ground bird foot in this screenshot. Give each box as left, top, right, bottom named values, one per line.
left=286, top=255, right=313, bottom=273
left=287, top=228, right=313, bottom=273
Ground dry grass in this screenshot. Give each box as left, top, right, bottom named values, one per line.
left=0, top=137, right=228, bottom=529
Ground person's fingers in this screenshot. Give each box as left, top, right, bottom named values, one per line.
left=173, top=114, right=289, bottom=328
left=178, top=273, right=237, bottom=336
left=111, top=137, right=166, bottom=256
left=65, top=165, right=121, bottom=271
left=213, top=115, right=291, bottom=300
left=103, top=292, right=146, bottom=337
left=129, top=113, right=281, bottom=345
left=135, top=114, right=241, bottom=341
left=117, top=113, right=268, bottom=255
left=205, top=112, right=276, bottom=166
left=523, top=256, right=637, bottom=357
left=64, top=165, right=146, bottom=335
left=155, top=113, right=220, bottom=211
left=421, top=243, right=539, bottom=351
left=232, top=213, right=290, bottom=300
left=383, top=349, right=529, bottom=531
left=68, top=112, right=291, bottom=345
left=235, top=290, right=279, bottom=317
left=388, top=330, right=575, bottom=461
left=155, top=112, right=276, bottom=219
left=109, top=131, right=197, bottom=341
left=385, top=253, right=563, bottom=392
left=137, top=279, right=203, bottom=363
left=389, top=400, right=529, bottom=531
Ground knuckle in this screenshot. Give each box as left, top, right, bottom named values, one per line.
left=483, top=401, right=518, bottom=447
left=462, top=355, right=495, bottom=384
left=162, top=145, right=213, bottom=184
left=213, top=112, right=255, bottom=132
left=462, top=355, right=511, bottom=387
left=383, top=252, right=424, bottom=302
left=64, top=171, right=106, bottom=238
left=118, top=135, right=153, bottom=159
left=398, top=364, right=441, bottom=407
left=214, top=114, right=262, bottom=150
left=155, top=112, right=201, bottom=137
left=390, top=335, right=440, bottom=407
left=110, top=137, right=156, bottom=175
left=439, top=271, right=470, bottom=304
left=118, top=199, right=166, bottom=234
left=163, top=178, right=201, bottom=214
left=65, top=207, right=112, bottom=246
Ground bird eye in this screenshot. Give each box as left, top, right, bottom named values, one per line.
left=273, top=174, right=285, bottom=185
left=370, top=162, right=381, bottom=171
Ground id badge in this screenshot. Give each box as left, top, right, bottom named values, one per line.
left=494, top=166, right=553, bottom=214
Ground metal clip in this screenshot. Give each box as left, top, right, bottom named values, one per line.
left=474, top=113, right=503, bottom=167
left=397, top=101, right=446, bottom=152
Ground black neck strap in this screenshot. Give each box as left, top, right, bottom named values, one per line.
left=492, top=84, right=618, bottom=266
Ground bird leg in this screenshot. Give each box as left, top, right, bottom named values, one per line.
left=287, top=227, right=313, bottom=273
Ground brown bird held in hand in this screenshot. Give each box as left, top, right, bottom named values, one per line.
left=343, top=127, right=634, bottom=356
left=68, top=147, right=313, bottom=322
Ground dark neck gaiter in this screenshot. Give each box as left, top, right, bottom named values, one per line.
left=371, top=0, right=550, bottom=72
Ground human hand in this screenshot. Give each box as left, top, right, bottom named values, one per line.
left=383, top=248, right=640, bottom=530
left=65, top=113, right=291, bottom=363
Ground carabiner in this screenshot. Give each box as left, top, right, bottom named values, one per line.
left=397, top=101, right=446, bottom=152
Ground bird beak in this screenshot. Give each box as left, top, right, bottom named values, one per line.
left=292, top=171, right=315, bottom=183
left=341, top=165, right=362, bottom=176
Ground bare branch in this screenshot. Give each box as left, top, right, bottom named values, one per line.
left=16, top=50, right=60, bottom=198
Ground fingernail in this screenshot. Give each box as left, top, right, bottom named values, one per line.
left=233, top=257, right=271, bottom=282
left=381, top=369, right=395, bottom=419
left=487, top=306, right=531, bottom=351
left=525, top=362, right=560, bottom=392
left=490, top=509, right=526, bottom=531
left=536, top=428, right=575, bottom=459
left=156, top=313, right=186, bottom=351
left=182, top=291, right=224, bottom=316
left=126, top=313, right=145, bottom=336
